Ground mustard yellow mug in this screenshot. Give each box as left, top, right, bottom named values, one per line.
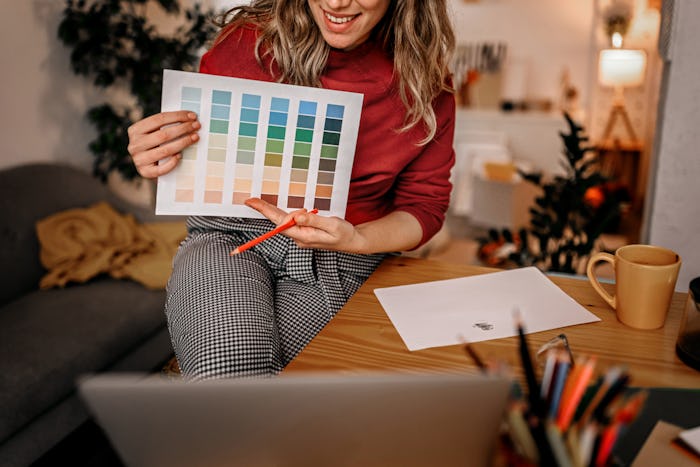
left=586, top=244, right=682, bottom=329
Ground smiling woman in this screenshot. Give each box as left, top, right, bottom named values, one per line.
left=307, top=0, right=391, bottom=51
left=125, top=0, right=457, bottom=380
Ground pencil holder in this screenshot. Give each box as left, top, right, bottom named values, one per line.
left=502, top=353, right=645, bottom=467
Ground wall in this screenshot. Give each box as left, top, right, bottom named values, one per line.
left=1, top=1, right=98, bottom=171
left=0, top=0, right=229, bottom=174
left=645, top=0, right=700, bottom=291
left=448, top=0, right=596, bottom=112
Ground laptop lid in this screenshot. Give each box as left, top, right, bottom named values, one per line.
left=78, top=372, right=511, bottom=467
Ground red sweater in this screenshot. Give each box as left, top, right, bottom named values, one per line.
left=199, top=26, right=455, bottom=247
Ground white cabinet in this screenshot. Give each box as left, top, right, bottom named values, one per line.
left=454, top=109, right=568, bottom=176
left=451, top=110, right=565, bottom=229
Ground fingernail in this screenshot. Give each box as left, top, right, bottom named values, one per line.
left=191, top=133, right=199, bottom=142
left=188, top=112, right=197, bottom=119
left=192, top=121, right=201, bottom=129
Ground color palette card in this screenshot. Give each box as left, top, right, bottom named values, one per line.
left=156, top=69, right=363, bottom=218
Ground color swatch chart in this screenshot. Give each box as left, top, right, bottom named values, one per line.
left=156, top=70, right=363, bottom=218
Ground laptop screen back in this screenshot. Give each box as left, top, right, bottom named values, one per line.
left=79, top=372, right=511, bottom=467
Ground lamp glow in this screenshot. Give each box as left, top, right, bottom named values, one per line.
left=597, top=49, right=647, bottom=144
left=598, top=49, right=647, bottom=88
left=611, top=32, right=623, bottom=48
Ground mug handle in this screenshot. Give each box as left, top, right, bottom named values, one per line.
left=586, top=252, right=616, bottom=309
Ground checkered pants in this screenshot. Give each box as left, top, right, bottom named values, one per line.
left=165, top=216, right=385, bottom=380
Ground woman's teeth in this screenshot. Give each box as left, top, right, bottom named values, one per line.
left=325, top=12, right=358, bottom=24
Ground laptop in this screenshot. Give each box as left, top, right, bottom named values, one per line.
left=78, top=372, right=511, bottom=467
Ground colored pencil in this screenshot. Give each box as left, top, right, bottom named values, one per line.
left=548, top=354, right=571, bottom=419
left=577, top=366, right=622, bottom=427
left=578, top=422, right=599, bottom=467
left=540, top=349, right=558, bottom=400
left=512, top=312, right=560, bottom=465
left=591, top=372, right=630, bottom=423
left=229, top=208, right=318, bottom=256
left=557, top=356, right=597, bottom=432
left=594, top=422, right=620, bottom=466
left=613, top=390, right=648, bottom=424
left=564, top=425, right=581, bottom=467
left=514, top=311, right=543, bottom=417
left=546, top=422, right=574, bottom=467
left=460, top=337, right=487, bottom=373
left=507, top=403, right=540, bottom=464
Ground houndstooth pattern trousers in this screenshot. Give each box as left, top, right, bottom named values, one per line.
left=165, top=216, right=385, bottom=380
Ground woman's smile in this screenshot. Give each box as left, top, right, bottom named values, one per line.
left=308, top=0, right=390, bottom=51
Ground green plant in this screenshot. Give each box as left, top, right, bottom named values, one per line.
left=57, top=0, right=220, bottom=181
left=478, top=113, right=629, bottom=274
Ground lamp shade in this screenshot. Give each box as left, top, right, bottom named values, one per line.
left=598, top=49, right=647, bottom=87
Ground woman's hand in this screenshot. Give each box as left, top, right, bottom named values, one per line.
left=245, top=198, right=364, bottom=253
left=127, top=111, right=201, bottom=179
left=244, top=198, right=423, bottom=254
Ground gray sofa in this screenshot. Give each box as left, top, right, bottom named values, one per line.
left=0, top=163, right=178, bottom=466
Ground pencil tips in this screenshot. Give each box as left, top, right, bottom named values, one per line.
left=229, top=248, right=240, bottom=256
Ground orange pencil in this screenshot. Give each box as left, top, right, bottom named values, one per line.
left=555, top=357, right=583, bottom=420
left=557, top=356, right=597, bottom=432
left=229, top=208, right=318, bottom=256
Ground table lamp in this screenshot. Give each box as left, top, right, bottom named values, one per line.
left=598, top=48, right=647, bottom=143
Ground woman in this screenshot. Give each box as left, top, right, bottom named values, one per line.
left=127, top=0, right=456, bottom=379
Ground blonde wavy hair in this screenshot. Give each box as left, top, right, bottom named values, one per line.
left=213, top=0, right=455, bottom=144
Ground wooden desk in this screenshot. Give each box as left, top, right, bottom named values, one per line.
left=286, top=256, right=700, bottom=389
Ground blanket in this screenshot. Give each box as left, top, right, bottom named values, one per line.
left=36, top=202, right=187, bottom=290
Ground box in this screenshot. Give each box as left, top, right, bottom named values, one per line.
left=469, top=170, right=539, bottom=230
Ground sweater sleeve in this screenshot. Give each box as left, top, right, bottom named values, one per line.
left=392, top=91, right=456, bottom=248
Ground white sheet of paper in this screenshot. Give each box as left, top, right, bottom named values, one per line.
left=678, top=425, right=700, bottom=456
left=157, top=69, right=363, bottom=218
left=374, top=266, right=600, bottom=351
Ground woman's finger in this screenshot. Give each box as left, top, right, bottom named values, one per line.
left=293, top=210, right=326, bottom=229
left=244, top=197, right=293, bottom=224
left=131, top=132, right=199, bottom=178
left=128, top=119, right=200, bottom=156
left=128, top=111, right=197, bottom=137
left=137, top=153, right=182, bottom=179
